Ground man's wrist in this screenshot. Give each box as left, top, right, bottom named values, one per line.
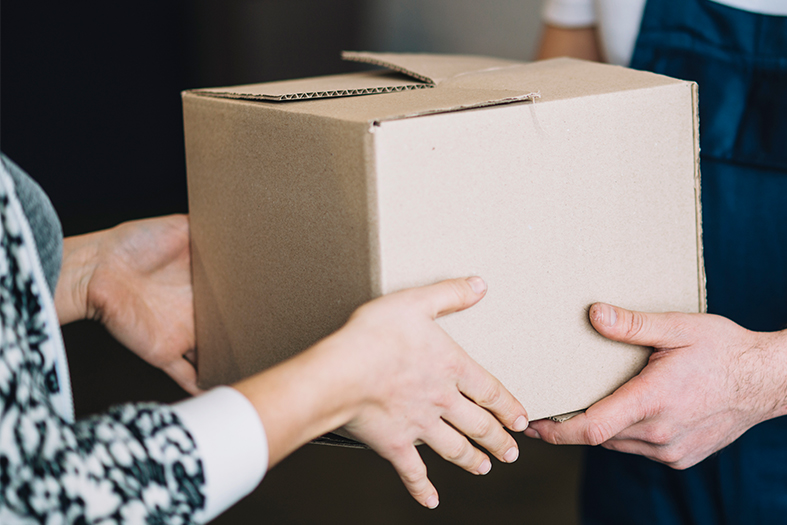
left=761, top=329, right=787, bottom=421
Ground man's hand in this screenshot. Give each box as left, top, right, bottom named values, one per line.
left=234, top=277, right=529, bottom=509
left=55, top=215, right=200, bottom=394
left=527, top=303, right=787, bottom=469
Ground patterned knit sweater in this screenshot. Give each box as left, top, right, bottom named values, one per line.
left=0, top=161, right=209, bottom=523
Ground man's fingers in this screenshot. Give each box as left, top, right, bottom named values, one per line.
left=589, top=303, right=692, bottom=349
left=600, top=438, right=663, bottom=461
left=423, top=421, right=492, bottom=475
left=386, top=446, right=440, bottom=509
left=527, top=378, right=649, bottom=446
left=441, top=397, right=520, bottom=464
left=456, top=357, right=529, bottom=432
left=406, top=277, right=487, bottom=319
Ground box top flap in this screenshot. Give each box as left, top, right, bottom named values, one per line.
left=185, top=54, right=688, bottom=124
left=187, top=51, right=539, bottom=115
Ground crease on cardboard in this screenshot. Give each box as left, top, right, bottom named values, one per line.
left=691, top=82, right=708, bottom=314
left=372, top=93, right=539, bottom=125
left=364, top=126, right=383, bottom=298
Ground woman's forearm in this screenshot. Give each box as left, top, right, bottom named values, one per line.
left=233, top=332, right=359, bottom=468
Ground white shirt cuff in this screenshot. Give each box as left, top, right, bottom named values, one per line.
left=171, top=386, right=268, bottom=523
left=542, top=0, right=597, bottom=28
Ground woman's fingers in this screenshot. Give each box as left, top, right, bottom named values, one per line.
left=403, top=276, right=488, bottom=319
left=422, top=419, right=493, bottom=476
left=386, top=445, right=440, bottom=509
left=441, top=395, right=520, bottom=464
left=455, top=355, right=529, bottom=432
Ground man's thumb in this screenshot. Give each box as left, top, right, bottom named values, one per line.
left=588, top=303, right=687, bottom=348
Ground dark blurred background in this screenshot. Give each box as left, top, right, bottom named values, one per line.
left=1, top=1, right=580, bottom=523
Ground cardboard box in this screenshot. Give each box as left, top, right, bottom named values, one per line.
left=183, top=52, right=705, bottom=421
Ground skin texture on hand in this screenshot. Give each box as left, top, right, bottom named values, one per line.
left=234, top=277, right=529, bottom=509
left=55, top=214, right=200, bottom=394
left=536, top=24, right=602, bottom=62
left=527, top=303, right=787, bottom=469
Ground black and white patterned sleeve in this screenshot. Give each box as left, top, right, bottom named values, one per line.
left=2, top=399, right=206, bottom=523
left=0, top=162, right=269, bottom=523
left=0, top=168, right=208, bottom=523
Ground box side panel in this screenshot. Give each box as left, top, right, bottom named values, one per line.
left=373, top=82, right=701, bottom=420
left=183, top=94, right=376, bottom=387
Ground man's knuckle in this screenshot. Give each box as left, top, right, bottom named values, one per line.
left=663, top=313, right=692, bottom=344
left=625, top=312, right=648, bottom=340
left=644, top=428, right=673, bottom=447
left=656, top=448, right=683, bottom=466
left=584, top=422, right=612, bottom=446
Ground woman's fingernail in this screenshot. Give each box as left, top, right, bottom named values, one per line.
left=593, top=303, right=617, bottom=327
left=467, top=276, right=487, bottom=294
left=426, top=495, right=440, bottom=509
left=478, top=459, right=492, bottom=475
left=524, top=428, right=541, bottom=440
left=503, top=446, right=519, bottom=463
left=513, top=415, right=528, bottom=431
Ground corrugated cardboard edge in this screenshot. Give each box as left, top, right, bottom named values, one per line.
left=194, top=83, right=433, bottom=102
left=691, top=82, right=708, bottom=314
left=549, top=410, right=585, bottom=422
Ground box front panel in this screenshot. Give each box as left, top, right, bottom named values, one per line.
left=373, top=84, right=701, bottom=420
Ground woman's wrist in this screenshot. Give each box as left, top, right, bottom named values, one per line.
left=232, top=330, right=364, bottom=468
left=54, top=232, right=100, bottom=325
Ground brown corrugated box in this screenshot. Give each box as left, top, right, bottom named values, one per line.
left=183, top=52, right=705, bottom=422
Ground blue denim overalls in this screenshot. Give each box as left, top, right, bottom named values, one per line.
left=582, top=1, right=787, bottom=523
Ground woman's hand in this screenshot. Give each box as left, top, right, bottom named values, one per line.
left=55, top=214, right=200, bottom=394
left=234, top=277, right=529, bottom=509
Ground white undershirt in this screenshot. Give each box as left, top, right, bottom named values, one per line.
left=542, top=0, right=787, bottom=66
left=172, top=387, right=268, bottom=523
